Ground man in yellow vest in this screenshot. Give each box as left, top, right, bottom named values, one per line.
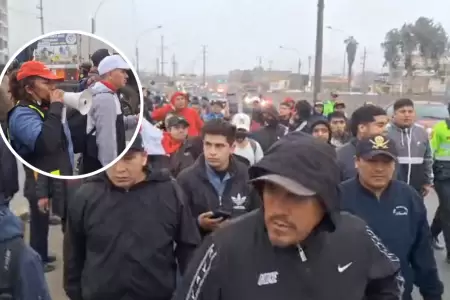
left=323, top=91, right=339, bottom=117
left=430, top=109, right=450, bottom=263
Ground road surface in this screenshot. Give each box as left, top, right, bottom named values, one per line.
left=8, top=102, right=450, bottom=299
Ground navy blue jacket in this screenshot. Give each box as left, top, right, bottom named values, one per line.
left=339, top=178, right=443, bottom=300
left=0, top=205, right=52, bottom=300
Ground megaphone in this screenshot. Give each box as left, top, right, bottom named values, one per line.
left=63, top=90, right=92, bottom=115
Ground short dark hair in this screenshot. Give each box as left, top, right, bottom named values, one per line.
left=328, top=111, right=347, bottom=121
left=393, top=98, right=414, bottom=111
left=201, top=119, right=236, bottom=145
left=349, top=105, right=387, bottom=137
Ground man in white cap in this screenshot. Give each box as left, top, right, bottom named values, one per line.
left=82, top=54, right=139, bottom=174
left=231, top=113, right=263, bottom=166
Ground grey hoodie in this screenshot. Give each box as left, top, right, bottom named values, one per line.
left=386, top=122, right=433, bottom=191
left=87, top=82, right=138, bottom=166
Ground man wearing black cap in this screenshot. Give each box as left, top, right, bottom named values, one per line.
left=164, top=115, right=196, bottom=176
left=174, top=134, right=404, bottom=300
left=63, top=133, right=200, bottom=300
left=78, top=48, right=111, bottom=91
left=340, top=135, right=443, bottom=300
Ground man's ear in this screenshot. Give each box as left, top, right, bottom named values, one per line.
left=354, top=156, right=360, bottom=169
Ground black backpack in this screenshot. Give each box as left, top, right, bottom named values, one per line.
left=0, top=237, right=25, bottom=299
left=67, top=91, right=114, bottom=154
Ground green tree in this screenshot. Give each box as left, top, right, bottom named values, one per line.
left=382, top=17, right=449, bottom=93
left=412, top=17, right=448, bottom=73
left=345, top=36, right=358, bottom=91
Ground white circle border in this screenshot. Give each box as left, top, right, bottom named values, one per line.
left=0, top=29, right=144, bottom=180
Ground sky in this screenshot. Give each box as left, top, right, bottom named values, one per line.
left=7, top=0, right=450, bottom=75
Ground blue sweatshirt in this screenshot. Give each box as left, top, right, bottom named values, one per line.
left=0, top=205, right=52, bottom=300
left=339, top=178, right=443, bottom=300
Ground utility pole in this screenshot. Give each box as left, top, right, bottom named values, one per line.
left=361, top=47, right=367, bottom=91
left=37, top=0, right=44, bottom=34
left=160, top=35, right=165, bottom=76
left=172, top=54, right=177, bottom=79
left=156, top=58, right=160, bottom=76
left=268, top=60, right=273, bottom=71
left=202, top=45, right=207, bottom=86
left=313, top=0, right=324, bottom=103
left=297, top=58, right=302, bottom=74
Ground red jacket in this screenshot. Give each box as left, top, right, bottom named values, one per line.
left=151, top=92, right=203, bottom=136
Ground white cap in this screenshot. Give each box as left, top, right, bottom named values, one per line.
left=231, top=113, right=251, bottom=131
left=98, top=54, right=130, bottom=75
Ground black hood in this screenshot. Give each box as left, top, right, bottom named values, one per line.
left=308, top=118, right=332, bottom=144
left=249, top=133, right=340, bottom=214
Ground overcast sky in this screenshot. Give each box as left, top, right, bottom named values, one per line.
left=8, top=0, right=450, bottom=75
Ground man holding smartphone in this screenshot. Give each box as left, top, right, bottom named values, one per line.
left=177, top=119, right=260, bottom=238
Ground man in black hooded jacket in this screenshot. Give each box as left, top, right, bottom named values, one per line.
left=250, top=104, right=288, bottom=153
left=63, top=134, right=201, bottom=300
left=173, top=134, right=404, bottom=300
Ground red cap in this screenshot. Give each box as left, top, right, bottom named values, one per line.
left=17, top=61, right=64, bottom=81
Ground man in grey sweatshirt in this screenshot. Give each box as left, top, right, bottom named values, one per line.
left=82, top=55, right=139, bottom=174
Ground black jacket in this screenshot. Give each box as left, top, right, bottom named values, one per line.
left=251, top=124, right=288, bottom=153
left=63, top=169, right=201, bottom=300
left=0, top=122, right=18, bottom=204
left=177, top=155, right=260, bottom=235
left=173, top=210, right=404, bottom=300
left=173, top=132, right=403, bottom=300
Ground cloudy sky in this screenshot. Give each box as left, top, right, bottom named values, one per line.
left=8, top=0, right=450, bottom=75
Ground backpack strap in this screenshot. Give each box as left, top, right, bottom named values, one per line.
left=249, top=138, right=257, bottom=154
left=0, top=237, right=26, bottom=298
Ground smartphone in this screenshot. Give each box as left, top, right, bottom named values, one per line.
left=211, top=209, right=231, bottom=220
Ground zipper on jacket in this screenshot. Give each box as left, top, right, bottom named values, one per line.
left=297, top=244, right=307, bottom=262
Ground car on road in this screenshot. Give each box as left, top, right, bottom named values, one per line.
left=385, top=100, right=448, bottom=135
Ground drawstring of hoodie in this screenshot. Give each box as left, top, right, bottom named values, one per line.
left=401, top=127, right=413, bottom=185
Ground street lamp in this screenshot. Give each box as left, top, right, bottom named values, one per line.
left=89, top=0, right=111, bottom=55
left=279, top=45, right=302, bottom=74
left=326, top=25, right=350, bottom=78
left=135, top=25, right=163, bottom=72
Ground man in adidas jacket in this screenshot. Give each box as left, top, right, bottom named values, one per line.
left=386, top=98, right=433, bottom=196
left=173, top=134, right=404, bottom=300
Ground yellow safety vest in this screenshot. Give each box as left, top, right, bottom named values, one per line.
left=431, top=120, right=450, bottom=161
left=8, top=101, right=61, bottom=176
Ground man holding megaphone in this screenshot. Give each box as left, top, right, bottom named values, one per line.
left=7, top=60, right=74, bottom=176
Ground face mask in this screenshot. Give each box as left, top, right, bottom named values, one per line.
left=236, top=131, right=248, bottom=140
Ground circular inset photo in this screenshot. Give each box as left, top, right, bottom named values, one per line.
left=0, top=30, right=143, bottom=179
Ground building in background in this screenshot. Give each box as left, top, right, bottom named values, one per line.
left=0, top=0, right=9, bottom=64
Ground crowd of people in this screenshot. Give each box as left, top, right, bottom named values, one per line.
left=0, top=71, right=448, bottom=300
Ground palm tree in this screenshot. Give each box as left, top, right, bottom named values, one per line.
left=399, top=23, right=417, bottom=93
left=344, top=36, right=358, bottom=91
left=381, top=29, right=401, bottom=70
